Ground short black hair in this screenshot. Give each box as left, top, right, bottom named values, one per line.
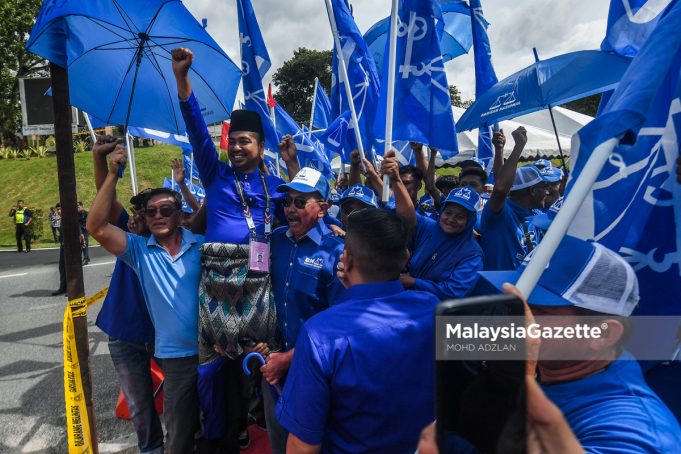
left=144, top=188, right=182, bottom=210
left=460, top=167, right=488, bottom=185
left=435, top=175, right=459, bottom=193
left=345, top=208, right=409, bottom=281
left=399, top=165, right=424, bottom=181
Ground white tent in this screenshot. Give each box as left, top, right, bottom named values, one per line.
left=438, top=106, right=594, bottom=166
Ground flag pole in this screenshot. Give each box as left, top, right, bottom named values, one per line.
left=515, top=137, right=619, bottom=297
left=309, top=77, right=318, bottom=138
left=125, top=131, right=138, bottom=195
left=190, top=152, right=194, bottom=182
left=381, top=0, right=399, bottom=203
left=268, top=98, right=283, bottom=178
left=82, top=111, right=97, bottom=144
left=324, top=0, right=367, bottom=173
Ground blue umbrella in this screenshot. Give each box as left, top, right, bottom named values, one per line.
left=364, top=0, right=472, bottom=75
left=456, top=49, right=631, bottom=169
left=26, top=0, right=241, bottom=135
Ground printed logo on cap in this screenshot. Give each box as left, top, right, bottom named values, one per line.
left=453, top=187, right=472, bottom=201
left=292, top=167, right=322, bottom=187
left=348, top=186, right=365, bottom=197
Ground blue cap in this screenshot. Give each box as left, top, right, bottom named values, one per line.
left=442, top=186, right=481, bottom=213
left=478, top=236, right=639, bottom=315
left=339, top=184, right=379, bottom=209
left=537, top=165, right=564, bottom=183
left=419, top=194, right=434, bottom=207
left=511, top=165, right=543, bottom=191
left=534, top=158, right=552, bottom=169
left=530, top=196, right=563, bottom=230
left=329, top=192, right=342, bottom=204
left=276, top=167, right=330, bottom=200
left=459, top=157, right=486, bottom=171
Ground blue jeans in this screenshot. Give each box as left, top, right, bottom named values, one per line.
left=108, top=337, right=164, bottom=454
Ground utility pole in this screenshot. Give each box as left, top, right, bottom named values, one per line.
left=50, top=62, right=98, bottom=452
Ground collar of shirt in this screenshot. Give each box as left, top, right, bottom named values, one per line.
left=336, top=280, right=403, bottom=305
left=285, top=219, right=329, bottom=245
left=146, top=227, right=198, bottom=260
left=506, top=198, right=534, bottom=220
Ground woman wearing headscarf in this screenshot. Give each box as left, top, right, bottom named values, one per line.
left=381, top=151, right=483, bottom=301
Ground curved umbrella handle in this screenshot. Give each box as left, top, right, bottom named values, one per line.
left=242, top=352, right=266, bottom=376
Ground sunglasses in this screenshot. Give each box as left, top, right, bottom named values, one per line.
left=283, top=195, right=319, bottom=209
left=144, top=205, right=177, bottom=218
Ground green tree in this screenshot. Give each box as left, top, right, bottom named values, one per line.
left=449, top=85, right=473, bottom=108
left=0, top=0, right=47, bottom=145
left=561, top=93, right=602, bottom=117
left=272, top=48, right=333, bottom=124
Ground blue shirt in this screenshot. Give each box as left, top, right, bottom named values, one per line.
left=410, top=214, right=483, bottom=300
left=180, top=93, right=286, bottom=244
left=271, top=221, right=345, bottom=350
left=118, top=228, right=204, bottom=358
left=95, top=210, right=154, bottom=344
left=543, top=351, right=681, bottom=453
left=479, top=198, right=543, bottom=271
left=277, top=281, right=438, bottom=453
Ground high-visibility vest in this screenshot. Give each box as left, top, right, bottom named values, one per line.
left=15, top=208, right=26, bottom=224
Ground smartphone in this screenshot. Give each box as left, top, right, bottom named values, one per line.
left=435, top=294, right=526, bottom=454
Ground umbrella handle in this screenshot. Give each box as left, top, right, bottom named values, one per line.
left=242, top=352, right=266, bottom=375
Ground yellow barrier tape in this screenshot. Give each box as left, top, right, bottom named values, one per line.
left=63, top=305, right=92, bottom=453
left=61, top=288, right=107, bottom=453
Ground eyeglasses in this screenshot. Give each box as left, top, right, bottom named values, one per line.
left=283, top=196, right=320, bottom=209
left=144, top=205, right=177, bottom=218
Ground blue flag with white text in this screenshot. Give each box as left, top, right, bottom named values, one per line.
left=601, top=0, right=675, bottom=57
left=567, top=0, right=681, bottom=330
left=470, top=0, right=497, bottom=173
left=374, top=0, right=458, bottom=158
left=181, top=146, right=201, bottom=183
left=237, top=0, right=279, bottom=168
left=312, top=80, right=333, bottom=130
left=330, top=0, right=381, bottom=155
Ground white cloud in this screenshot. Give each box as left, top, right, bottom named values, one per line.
left=183, top=0, right=610, bottom=101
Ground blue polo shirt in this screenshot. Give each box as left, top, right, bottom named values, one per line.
left=277, top=281, right=438, bottom=453
left=542, top=351, right=681, bottom=453
left=479, top=198, right=543, bottom=271
left=118, top=228, right=204, bottom=358
left=95, top=210, right=154, bottom=344
left=271, top=221, right=345, bottom=350
left=180, top=93, right=286, bottom=244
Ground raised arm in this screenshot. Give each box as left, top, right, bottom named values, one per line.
left=86, top=146, right=128, bottom=256
left=411, top=142, right=428, bottom=176
left=92, top=135, right=124, bottom=223
left=492, top=129, right=506, bottom=179
left=348, top=150, right=362, bottom=187
left=488, top=127, right=527, bottom=214
left=425, top=147, right=442, bottom=209
left=171, top=158, right=201, bottom=212
left=172, top=47, right=220, bottom=185
left=381, top=150, right=416, bottom=232
left=279, top=135, right=301, bottom=180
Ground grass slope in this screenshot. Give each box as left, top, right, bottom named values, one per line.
left=0, top=144, right=184, bottom=248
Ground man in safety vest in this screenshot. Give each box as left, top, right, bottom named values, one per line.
left=8, top=199, right=32, bottom=253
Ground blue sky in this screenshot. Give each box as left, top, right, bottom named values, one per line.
left=183, top=0, right=610, bottom=101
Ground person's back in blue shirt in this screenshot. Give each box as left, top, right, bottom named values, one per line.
left=277, top=281, right=438, bottom=453
left=96, top=209, right=154, bottom=343
left=479, top=198, right=543, bottom=271
left=543, top=351, right=681, bottom=453
left=271, top=221, right=345, bottom=350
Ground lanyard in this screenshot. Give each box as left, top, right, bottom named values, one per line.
left=234, top=171, right=272, bottom=237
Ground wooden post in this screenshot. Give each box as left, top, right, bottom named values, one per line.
left=50, top=62, right=99, bottom=452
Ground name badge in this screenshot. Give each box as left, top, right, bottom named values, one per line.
left=249, top=237, right=270, bottom=273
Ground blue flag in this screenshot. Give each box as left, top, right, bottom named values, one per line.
left=314, top=110, right=357, bottom=160
left=237, top=0, right=279, bottom=167
left=470, top=0, right=498, bottom=173
left=128, top=126, right=190, bottom=147
left=374, top=0, right=459, bottom=158
left=181, top=145, right=202, bottom=183
left=273, top=104, right=334, bottom=178
left=330, top=0, right=381, bottom=155
left=312, top=80, right=333, bottom=130
left=567, top=0, right=681, bottom=327
left=602, top=0, right=675, bottom=57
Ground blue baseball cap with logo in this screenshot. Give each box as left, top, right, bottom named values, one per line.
left=276, top=167, right=330, bottom=200
left=442, top=186, right=481, bottom=213
left=536, top=165, right=564, bottom=183
left=329, top=191, right=342, bottom=204
left=511, top=165, right=544, bottom=191
left=339, top=184, right=379, bottom=209
left=534, top=158, right=552, bottom=169
left=478, top=235, right=639, bottom=316
left=458, top=157, right=486, bottom=171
